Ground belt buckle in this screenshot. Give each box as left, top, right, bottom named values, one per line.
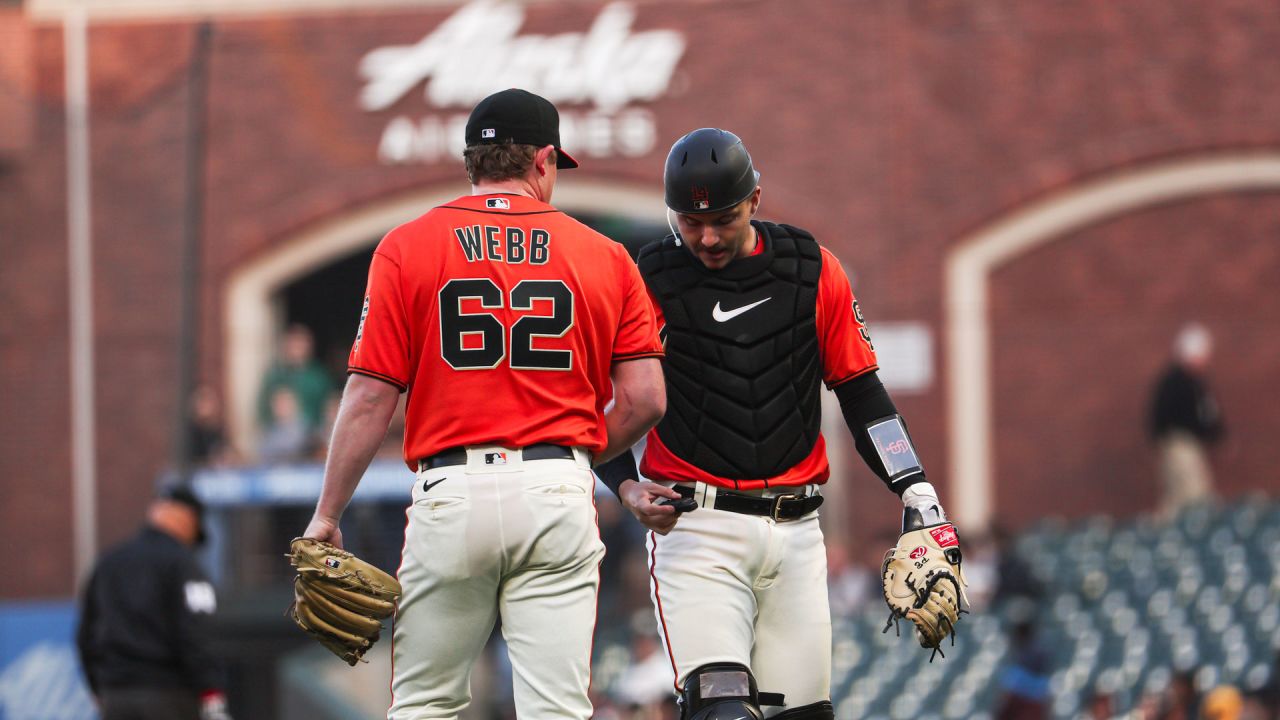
left=771, top=493, right=799, bottom=521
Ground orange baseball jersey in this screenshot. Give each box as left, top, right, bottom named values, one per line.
left=639, top=245, right=877, bottom=489
left=349, top=194, right=664, bottom=468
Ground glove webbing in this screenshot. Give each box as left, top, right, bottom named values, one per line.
left=881, top=570, right=966, bottom=662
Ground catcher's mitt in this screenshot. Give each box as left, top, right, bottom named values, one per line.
left=882, top=518, right=967, bottom=659
left=286, top=537, right=402, bottom=666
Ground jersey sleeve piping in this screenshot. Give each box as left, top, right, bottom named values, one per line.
left=347, top=366, right=408, bottom=392
left=826, top=364, right=880, bottom=390
left=612, top=350, right=665, bottom=362
left=372, top=248, right=401, bottom=269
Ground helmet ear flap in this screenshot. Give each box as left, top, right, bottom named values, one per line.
left=664, top=128, right=759, bottom=214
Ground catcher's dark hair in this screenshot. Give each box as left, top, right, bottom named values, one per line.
left=464, top=142, right=557, bottom=184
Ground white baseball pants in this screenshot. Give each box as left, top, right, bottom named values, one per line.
left=647, top=492, right=832, bottom=715
left=389, top=447, right=604, bottom=719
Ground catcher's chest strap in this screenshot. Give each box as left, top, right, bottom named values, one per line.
left=674, top=483, right=823, bottom=521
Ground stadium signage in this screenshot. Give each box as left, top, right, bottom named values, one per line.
left=361, top=0, right=687, bottom=165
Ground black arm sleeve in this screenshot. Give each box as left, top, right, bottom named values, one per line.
left=595, top=449, right=639, bottom=498
left=833, top=370, right=926, bottom=497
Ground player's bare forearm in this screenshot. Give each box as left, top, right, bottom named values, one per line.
left=308, top=374, right=401, bottom=539
left=596, top=357, right=665, bottom=464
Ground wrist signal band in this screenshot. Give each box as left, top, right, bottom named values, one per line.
left=865, top=415, right=923, bottom=483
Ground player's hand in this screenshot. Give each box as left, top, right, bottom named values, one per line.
left=302, top=515, right=343, bottom=548
left=619, top=480, right=690, bottom=535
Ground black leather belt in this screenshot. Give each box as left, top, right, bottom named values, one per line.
left=418, top=443, right=574, bottom=471
left=674, top=484, right=823, bottom=521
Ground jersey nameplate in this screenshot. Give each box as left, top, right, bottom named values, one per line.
left=454, top=225, right=551, bottom=265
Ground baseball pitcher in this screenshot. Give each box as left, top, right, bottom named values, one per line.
left=299, top=89, right=665, bottom=719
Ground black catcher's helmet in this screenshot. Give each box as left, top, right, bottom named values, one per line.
left=664, top=128, right=760, bottom=214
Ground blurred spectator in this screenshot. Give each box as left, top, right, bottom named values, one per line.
left=590, top=695, right=624, bottom=720
left=256, top=324, right=332, bottom=436
left=595, top=495, right=633, bottom=622
left=826, top=540, right=878, bottom=617
left=1201, top=685, right=1243, bottom=720
left=76, top=486, right=231, bottom=720
left=993, top=524, right=1043, bottom=608
left=610, top=622, right=674, bottom=712
left=1237, top=691, right=1269, bottom=720
left=1149, top=323, right=1224, bottom=520
left=187, top=385, right=232, bottom=467
left=1256, top=653, right=1280, bottom=716
left=994, top=621, right=1051, bottom=720
left=960, top=531, right=998, bottom=612
left=310, top=391, right=343, bottom=460
left=1087, top=689, right=1115, bottom=720
left=257, top=387, right=313, bottom=463
left=1157, top=670, right=1200, bottom=720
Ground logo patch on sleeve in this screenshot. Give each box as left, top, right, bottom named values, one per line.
left=353, top=295, right=370, bottom=352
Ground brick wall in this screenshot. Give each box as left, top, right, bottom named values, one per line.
left=991, top=193, right=1280, bottom=521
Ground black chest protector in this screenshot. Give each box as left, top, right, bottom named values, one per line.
left=638, top=221, right=824, bottom=480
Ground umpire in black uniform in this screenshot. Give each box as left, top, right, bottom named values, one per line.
left=76, top=485, right=231, bottom=720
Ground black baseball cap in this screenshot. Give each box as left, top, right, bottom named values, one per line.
left=465, top=89, right=579, bottom=169
left=159, top=483, right=208, bottom=545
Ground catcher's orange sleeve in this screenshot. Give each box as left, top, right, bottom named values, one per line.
left=816, top=246, right=878, bottom=388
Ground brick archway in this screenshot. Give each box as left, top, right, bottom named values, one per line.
left=223, top=180, right=667, bottom=453
left=944, top=152, right=1280, bottom=530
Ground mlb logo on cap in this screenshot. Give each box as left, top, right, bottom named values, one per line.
left=481, top=128, right=496, bottom=138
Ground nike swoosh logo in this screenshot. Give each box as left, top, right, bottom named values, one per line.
left=422, top=478, right=447, bottom=493
left=712, top=297, right=771, bottom=322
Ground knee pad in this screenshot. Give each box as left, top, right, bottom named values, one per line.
left=771, top=700, right=835, bottom=719
left=679, top=663, right=765, bottom=720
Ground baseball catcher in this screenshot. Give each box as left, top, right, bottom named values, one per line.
left=592, top=127, right=974, bottom=717
left=286, top=537, right=402, bottom=666
left=882, top=508, right=967, bottom=659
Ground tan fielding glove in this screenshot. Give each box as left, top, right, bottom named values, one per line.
left=286, top=537, right=402, bottom=666
left=882, top=518, right=967, bottom=659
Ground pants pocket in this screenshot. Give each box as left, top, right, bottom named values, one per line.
left=523, top=471, right=592, bottom=497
